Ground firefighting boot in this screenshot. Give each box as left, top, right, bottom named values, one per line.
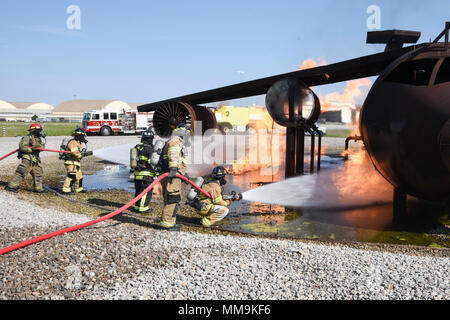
left=153, top=223, right=181, bottom=231
left=5, top=186, right=19, bottom=193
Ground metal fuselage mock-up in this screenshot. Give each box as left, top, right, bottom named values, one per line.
left=361, top=43, right=450, bottom=202
left=138, top=22, right=450, bottom=213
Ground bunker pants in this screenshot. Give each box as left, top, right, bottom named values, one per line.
left=8, top=159, right=43, bottom=192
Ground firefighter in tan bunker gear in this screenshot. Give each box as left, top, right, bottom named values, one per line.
left=62, top=128, right=92, bottom=194
left=196, top=166, right=242, bottom=227
left=159, top=123, right=191, bottom=229
left=6, top=123, right=46, bottom=193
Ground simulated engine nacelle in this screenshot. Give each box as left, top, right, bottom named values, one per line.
left=152, top=101, right=217, bottom=137
left=265, top=78, right=321, bottom=127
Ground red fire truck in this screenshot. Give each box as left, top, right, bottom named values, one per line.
left=82, top=110, right=154, bottom=136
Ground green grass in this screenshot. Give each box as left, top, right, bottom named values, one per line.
left=0, top=122, right=80, bottom=137
left=325, top=128, right=354, bottom=138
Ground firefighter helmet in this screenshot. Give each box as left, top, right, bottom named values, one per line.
left=172, top=123, right=192, bottom=148
left=72, top=128, right=88, bottom=143
left=211, top=166, right=227, bottom=185
left=211, top=166, right=227, bottom=179
left=72, top=128, right=86, bottom=136
left=28, top=123, right=43, bottom=132
left=173, top=123, right=191, bottom=135
left=141, top=127, right=155, bottom=143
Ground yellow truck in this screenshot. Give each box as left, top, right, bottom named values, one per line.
left=214, top=105, right=271, bottom=133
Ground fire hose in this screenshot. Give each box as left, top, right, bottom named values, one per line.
left=0, top=147, right=214, bottom=255
left=0, top=149, right=20, bottom=161
left=0, top=172, right=211, bottom=255
left=0, top=148, right=71, bottom=161
left=2, top=145, right=344, bottom=251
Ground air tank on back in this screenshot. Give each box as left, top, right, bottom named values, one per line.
left=360, top=43, right=450, bottom=202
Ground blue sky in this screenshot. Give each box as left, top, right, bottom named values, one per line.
left=0, top=0, right=448, bottom=106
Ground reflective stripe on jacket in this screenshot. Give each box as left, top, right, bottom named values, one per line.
left=20, top=135, right=44, bottom=163
left=65, top=139, right=82, bottom=166
left=133, top=143, right=157, bottom=177
left=197, top=179, right=229, bottom=213
left=163, top=136, right=187, bottom=169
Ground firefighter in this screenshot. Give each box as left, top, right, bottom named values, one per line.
left=130, top=128, right=157, bottom=213
left=61, top=128, right=92, bottom=194
left=5, top=123, right=46, bottom=193
left=158, top=123, right=191, bottom=230
left=196, top=166, right=242, bottom=227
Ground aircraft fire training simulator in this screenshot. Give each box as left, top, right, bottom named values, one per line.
left=138, top=22, right=450, bottom=223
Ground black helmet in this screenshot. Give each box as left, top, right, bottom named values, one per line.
left=173, top=123, right=191, bottom=136
left=73, top=128, right=88, bottom=143
left=211, top=166, right=227, bottom=180
left=172, top=123, right=192, bottom=147
left=141, top=127, right=155, bottom=143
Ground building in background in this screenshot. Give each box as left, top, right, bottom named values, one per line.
left=304, top=101, right=361, bottom=125
left=0, top=99, right=149, bottom=123
left=0, top=100, right=55, bottom=121
left=51, top=100, right=137, bottom=122
left=1, top=98, right=361, bottom=126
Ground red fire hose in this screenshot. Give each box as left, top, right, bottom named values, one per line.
left=36, top=148, right=71, bottom=154
left=0, top=148, right=70, bottom=161
left=0, top=172, right=211, bottom=256
left=0, top=149, right=19, bottom=161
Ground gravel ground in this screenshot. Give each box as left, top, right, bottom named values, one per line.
left=0, top=188, right=449, bottom=300
left=0, top=136, right=449, bottom=300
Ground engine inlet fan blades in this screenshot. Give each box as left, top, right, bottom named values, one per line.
left=153, top=101, right=193, bottom=137
left=152, top=101, right=218, bottom=137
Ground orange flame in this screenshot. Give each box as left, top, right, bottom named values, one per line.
left=323, top=78, right=372, bottom=104
left=298, top=58, right=371, bottom=113
left=228, top=107, right=284, bottom=176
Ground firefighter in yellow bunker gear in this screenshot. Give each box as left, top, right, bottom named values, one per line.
left=196, top=166, right=242, bottom=227
left=62, top=128, right=92, bottom=194
left=158, top=123, right=191, bottom=230
left=5, top=123, right=46, bottom=193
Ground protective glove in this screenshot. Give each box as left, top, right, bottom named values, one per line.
left=169, top=167, right=178, bottom=179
